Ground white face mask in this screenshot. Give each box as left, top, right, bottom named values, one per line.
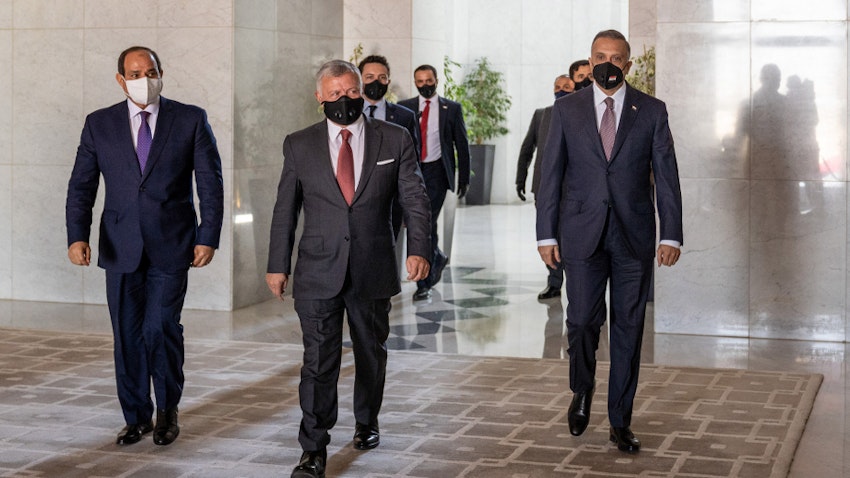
left=124, top=77, right=162, bottom=106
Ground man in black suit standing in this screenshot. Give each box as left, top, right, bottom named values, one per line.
left=358, top=54, right=420, bottom=238
left=517, top=74, right=573, bottom=300
left=266, top=60, right=431, bottom=478
left=400, top=65, right=471, bottom=301
left=536, top=30, right=683, bottom=453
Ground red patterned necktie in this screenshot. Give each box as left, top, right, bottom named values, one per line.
left=137, top=111, right=152, bottom=172
left=600, top=97, right=616, bottom=161
left=337, top=129, right=355, bottom=205
left=419, top=99, right=430, bottom=161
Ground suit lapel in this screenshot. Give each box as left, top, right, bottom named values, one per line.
left=609, top=85, right=639, bottom=163
left=438, top=97, right=449, bottom=143
left=385, top=103, right=396, bottom=123
left=309, top=121, right=339, bottom=199
left=577, top=91, right=605, bottom=162
left=354, top=118, right=381, bottom=204
left=112, top=102, right=140, bottom=175
left=141, top=97, right=174, bottom=181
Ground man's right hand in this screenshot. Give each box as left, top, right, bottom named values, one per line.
left=265, top=273, right=289, bottom=301
left=537, top=244, right=561, bottom=270
left=516, top=184, right=526, bottom=201
left=68, top=241, right=91, bottom=266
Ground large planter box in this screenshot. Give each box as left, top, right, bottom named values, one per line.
left=465, top=144, right=495, bottom=205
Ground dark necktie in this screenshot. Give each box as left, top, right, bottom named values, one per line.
left=368, top=105, right=377, bottom=118
left=137, top=111, right=152, bottom=172
left=600, top=97, right=616, bottom=161
left=419, top=99, right=430, bottom=161
left=337, top=129, right=355, bottom=205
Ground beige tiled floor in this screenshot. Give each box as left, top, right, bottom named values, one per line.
left=0, top=203, right=846, bottom=477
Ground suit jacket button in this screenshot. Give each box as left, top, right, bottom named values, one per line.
left=139, top=187, right=145, bottom=192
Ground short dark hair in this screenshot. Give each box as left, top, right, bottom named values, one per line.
left=117, top=46, right=162, bottom=76
left=592, top=29, right=631, bottom=57
left=358, top=55, right=391, bottom=75
left=414, top=64, right=438, bottom=79
left=568, top=60, right=590, bottom=78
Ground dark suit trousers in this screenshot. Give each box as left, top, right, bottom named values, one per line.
left=563, top=211, right=652, bottom=428
left=105, top=254, right=188, bottom=425
left=294, top=272, right=392, bottom=451
left=418, top=160, right=450, bottom=288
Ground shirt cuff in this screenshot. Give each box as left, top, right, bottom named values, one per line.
left=659, top=239, right=681, bottom=249
left=537, top=238, right=558, bottom=247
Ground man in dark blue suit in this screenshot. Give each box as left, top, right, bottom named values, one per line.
left=65, top=46, right=223, bottom=447
left=400, top=65, right=471, bottom=301
left=536, top=30, right=683, bottom=453
left=357, top=55, right=420, bottom=238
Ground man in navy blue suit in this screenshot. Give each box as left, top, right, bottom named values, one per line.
left=400, top=65, right=471, bottom=301
left=357, top=55, right=420, bottom=238
left=65, top=46, right=223, bottom=447
left=536, top=30, right=683, bottom=453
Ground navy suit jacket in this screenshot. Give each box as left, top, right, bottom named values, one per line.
left=267, top=117, right=431, bottom=300
left=399, top=96, right=470, bottom=191
left=536, top=85, right=683, bottom=260
left=66, top=97, right=224, bottom=273
left=384, top=102, right=420, bottom=154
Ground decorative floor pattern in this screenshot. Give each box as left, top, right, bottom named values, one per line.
left=0, top=328, right=821, bottom=478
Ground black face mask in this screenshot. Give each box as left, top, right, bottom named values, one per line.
left=554, top=90, right=570, bottom=100
left=592, top=62, right=624, bottom=90
left=417, top=84, right=437, bottom=98
left=573, top=77, right=592, bottom=91
left=323, top=96, right=364, bottom=126
left=363, top=80, right=389, bottom=101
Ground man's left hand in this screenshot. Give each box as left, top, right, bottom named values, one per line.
left=457, top=183, right=469, bottom=199
left=192, top=245, right=216, bottom=268
left=406, top=255, right=430, bottom=281
left=657, top=244, right=680, bottom=267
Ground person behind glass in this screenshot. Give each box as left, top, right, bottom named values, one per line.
left=265, top=60, right=431, bottom=478
left=65, top=46, right=224, bottom=447
left=399, top=65, right=471, bottom=301
left=536, top=30, right=683, bottom=453
left=357, top=54, right=421, bottom=239
left=570, top=59, right=593, bottom=91
left=517, top=74, right=573, bottom=301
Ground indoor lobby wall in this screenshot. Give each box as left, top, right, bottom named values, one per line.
left=653, top=0, right=850, bottom=341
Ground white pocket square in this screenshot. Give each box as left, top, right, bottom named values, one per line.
left=376, top=159, right=395, bottom=165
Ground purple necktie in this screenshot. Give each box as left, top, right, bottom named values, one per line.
left=137, top=111, right=152, bottom=172
left=600, top=97, right=616, bottom=161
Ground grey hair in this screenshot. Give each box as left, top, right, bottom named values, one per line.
left=315, top=59, right=362, bottom=92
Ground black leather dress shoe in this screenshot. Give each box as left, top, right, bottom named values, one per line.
left=116, top=421, right=153, bottom=445
left=537, top=285, right=561, bottom=300
left=353, top=422, right=380, bottom=450
left=567, top=389, right=594, bottom=436
left=610, top=426, right=641, bottom=453
left=291, top=449, right=327, bottom=478
left=426, top=251, right=448, bottom=287
left=413, top=286, right=431, bottom=301
left=153, top=408, right=180, bottom=446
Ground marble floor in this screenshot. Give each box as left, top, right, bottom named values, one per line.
left=1, top=202, right=847, bottom=477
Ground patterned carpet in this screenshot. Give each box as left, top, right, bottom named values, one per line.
left=0, top=328, right=821, bottom=477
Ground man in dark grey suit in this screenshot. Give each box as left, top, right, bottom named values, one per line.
left=357, top=54, right=420, bottom=238
left=536, top=30, right=683, bottom=453
left=266, top=60, right=431, bottom=478
left=399, top=65, right=471, bottom=301
left=517, top=74, right=573, bottom=300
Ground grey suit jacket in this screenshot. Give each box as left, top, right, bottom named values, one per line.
left=516, top=105, right=552, bottom=194
left=536, top=84, right=683, bottom=260
left=267, top=116, right=431, bottom=300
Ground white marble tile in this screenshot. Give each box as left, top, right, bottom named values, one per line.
left=13, top=29, right=85, bottom=166
left=157, top=0, right=232, bottom=28
left=752, top=0, right=845, bottom=21
left=657, top=22, right=750, bottom=180
left=629, top=0, right=656, bottom=42
left=13, top=0, right=84, bottom=28
left=0, top=0, right=11, bottom=28
left=0, top=165, right=10, bottom=298
left=412, top=0, right=449, bottom=42
left=158, top=27, right=234, bottom=170
left=83, top=29, right=159, bottom=114
left=12, top=165, right=83, bottom=302
left=276, top=0, right=311, bottom=34
left=310, top=0, right=343, bottom=38
left=0, top=29, right=10, bottom=165
left=657, top=0, right=749, bottom=23
left=520, top=0, right=572, bottom=66
left=84, top=0, right=157, bottom=28
left=465, top=0, right=520, bottom=66
left=749, top=180, right=846, bottom=341
left=655, top=179, right=750, bottom=336
left=235, top=28, right=277, bottom=170
left=344, top=0, right=411, bottom=40
left=277, top=32, right=327, bottom=129
left=235, top=0, right=275, bottom=30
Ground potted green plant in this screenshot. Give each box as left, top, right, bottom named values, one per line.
left=443, top=56, right=512, bottom=205
left=625, top=45, right=655, bottom=96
